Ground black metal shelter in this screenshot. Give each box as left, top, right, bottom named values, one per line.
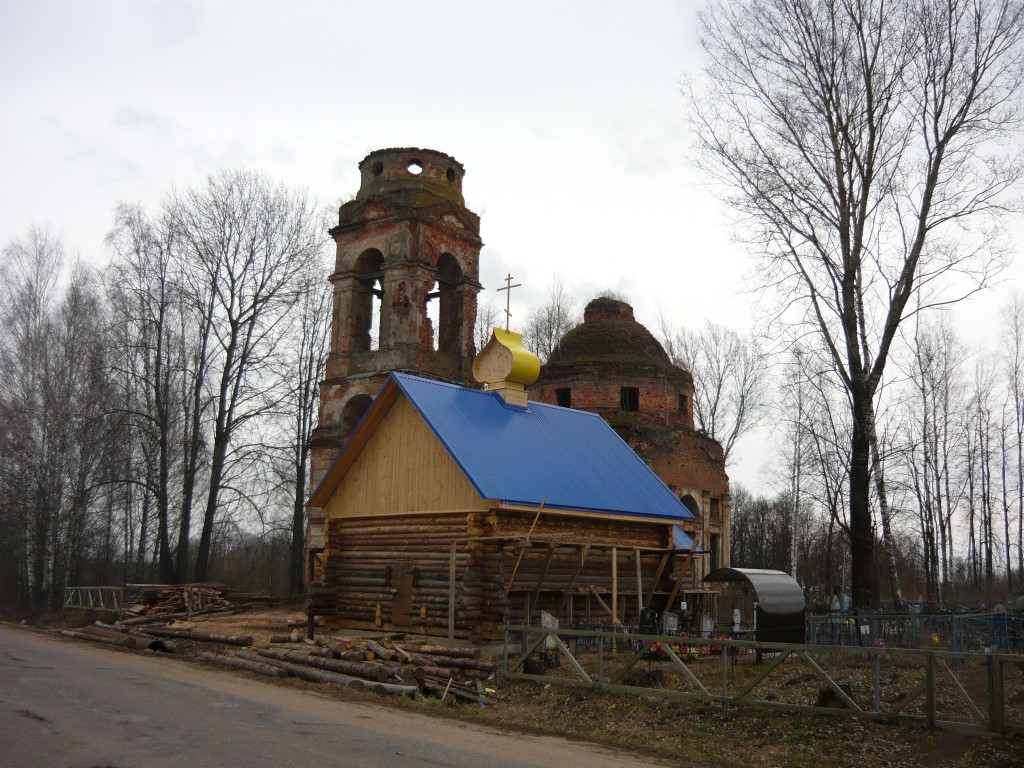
left=704, top=567, right=806, bottom=643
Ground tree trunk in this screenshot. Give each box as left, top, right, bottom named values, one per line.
left=849, top=390, right=878, bottom=609
left=868, top=419, right=904, bottom=610
left=289, top=452, right=307, bottom=598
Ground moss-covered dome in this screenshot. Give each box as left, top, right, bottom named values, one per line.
left=546, top=297, right=673, bottom=369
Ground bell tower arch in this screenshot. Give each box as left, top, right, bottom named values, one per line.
left=310, top=148, right=482, bottom=494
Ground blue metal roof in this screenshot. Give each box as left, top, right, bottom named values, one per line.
left=673, top=525, right=701, bottom=551
left=390, top=373, right=695, bottom=521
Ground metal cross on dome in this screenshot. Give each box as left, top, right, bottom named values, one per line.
left=495, top=272, right=521, bottom=331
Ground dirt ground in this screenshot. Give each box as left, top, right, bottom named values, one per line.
left=36, top=605, right=1024, bottom=768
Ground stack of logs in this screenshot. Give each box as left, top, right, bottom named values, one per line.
left=55, top=617, right=502, bottom=705
left=123, top=584, right=234, bottom=619
left=56, top=621, right=253, bottom=654
left=203, top=636, right=502, bottom=704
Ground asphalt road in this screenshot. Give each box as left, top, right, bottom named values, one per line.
left=0, top=624, right=670, bottom=768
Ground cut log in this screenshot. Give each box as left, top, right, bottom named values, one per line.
left=315, top=637, right=344, bottom=658
left=400, top=644, right=479, bottom=659
left=256, top=648, right=390, bottom=682
left=58, top=629, right=133, bottom=648
left=117, top=613, right=184, bottom=627
left=81, top=624, right=171, bottom=652
left=409, top=664, right=455, bottom=679
left=339, top=650, right=370, bottom=662
left=414, top=654, right=497, bottom=672
left=418, top=676, right=498, bottom=704
left=141, top=628, right=253, bottom=646
left=232, top=651, right=416, bottom=697
left=199, top=652, right=287, bottom=678
left=364, top=639, right=395, bottom=661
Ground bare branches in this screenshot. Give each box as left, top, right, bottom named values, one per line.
left=658, top=317, right=770, bottom=465
left=692, top=0, right=1024, bottom=608
left=520, top=276, right=581, bottom=363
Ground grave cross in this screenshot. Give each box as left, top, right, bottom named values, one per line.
left=495, top=272, right=521, bottom=331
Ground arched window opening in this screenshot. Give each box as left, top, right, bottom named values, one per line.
left=352, top=249, right=384, bottom=352
left=340, top=394, right=373, bottom=438
left=680, top=494, right=701, bottom=519
left=425, top=280, right=439, bottom=350
left=436, top=253, right=464, bottom=353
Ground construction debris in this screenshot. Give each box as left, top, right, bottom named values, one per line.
left=232, top=650, right=419, bottom=697
left=53, top=600, right=505, bottom=706
left=122, top=584, right=233, bottom=618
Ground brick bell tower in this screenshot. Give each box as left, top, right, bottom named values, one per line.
left=306, top=148, right=482, bottom=564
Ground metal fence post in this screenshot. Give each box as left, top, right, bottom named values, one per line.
left=987, top=651, right=1005, bottom=733
left=925, top=651, right=936, bottom=728
left=873, top=653, right=881, bottom=714
left=721, top=643, right=729, bottom=715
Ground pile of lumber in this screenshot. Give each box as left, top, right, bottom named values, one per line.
left=52, top=604, right=506, bottom=706
left=122, top=584, right=233, bottom=619
left=214, top=635, right=505, bottom=704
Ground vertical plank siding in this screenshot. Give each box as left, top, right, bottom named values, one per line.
left=322, top=396, right=486, bottom=519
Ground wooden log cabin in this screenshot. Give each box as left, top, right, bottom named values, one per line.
left=307, top=329, right=704, bottom=642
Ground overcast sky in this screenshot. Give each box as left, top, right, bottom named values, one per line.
left=2, top=0, right=1021, bottom=494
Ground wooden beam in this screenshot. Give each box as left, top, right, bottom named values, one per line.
left=664, top=566, right=687, bottom=614
left=531, top=544, right=556, bottom=599
left=556, top=544, right=590, bottom=618
left=488, top=501, right=687, bottom=526
left=587, top=586, right=621, bottom=624
left=611, top=547, right=618, bottom=626
left=503, top=498, right=546, bottom=595
left=635, top=548, right=643, bottom=615
left=644, top=553, right=671, bottom=609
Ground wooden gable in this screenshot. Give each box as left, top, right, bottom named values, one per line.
left=321, top=393, right=487, bottom=519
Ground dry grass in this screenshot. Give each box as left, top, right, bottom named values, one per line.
left=37, top=606, right=1024, bottom=768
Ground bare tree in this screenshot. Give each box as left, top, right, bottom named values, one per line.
left=1000, top=293, right=1024, bottom=579
left=971, top=356, right=1001, bottom=586
left=285, top=259, right=331, bottom=597
left=659, top=317, right=769, bottom=465
left=0, top=228, right=118, bottom=608
left=0, top=227, right=63, bottom=607
left=473, top=300, right=501, bottom=353
left=521, top=276, right=581, bottom=363
left=903, top=317, right=970, bottom=605
left=106, top=204, right=185, bottom=583
left=168, top=170, right=325, bottom=583
left=691, top=0, right=1024, bottom=607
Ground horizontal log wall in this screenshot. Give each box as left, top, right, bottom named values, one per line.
left=321, top=509, right=693, bottom=642
left=323, top=513, right=474, bottom=636
left=477, top=510, right=691, bottom=634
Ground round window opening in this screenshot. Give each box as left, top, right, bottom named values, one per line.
left=371, top=161, right=384, bottom=176
left=407, top=160, right=423, bottom=175
left=446, top=167, right=456, bottom=183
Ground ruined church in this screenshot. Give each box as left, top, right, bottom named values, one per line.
left=306, top=148, right=730, bottom=640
